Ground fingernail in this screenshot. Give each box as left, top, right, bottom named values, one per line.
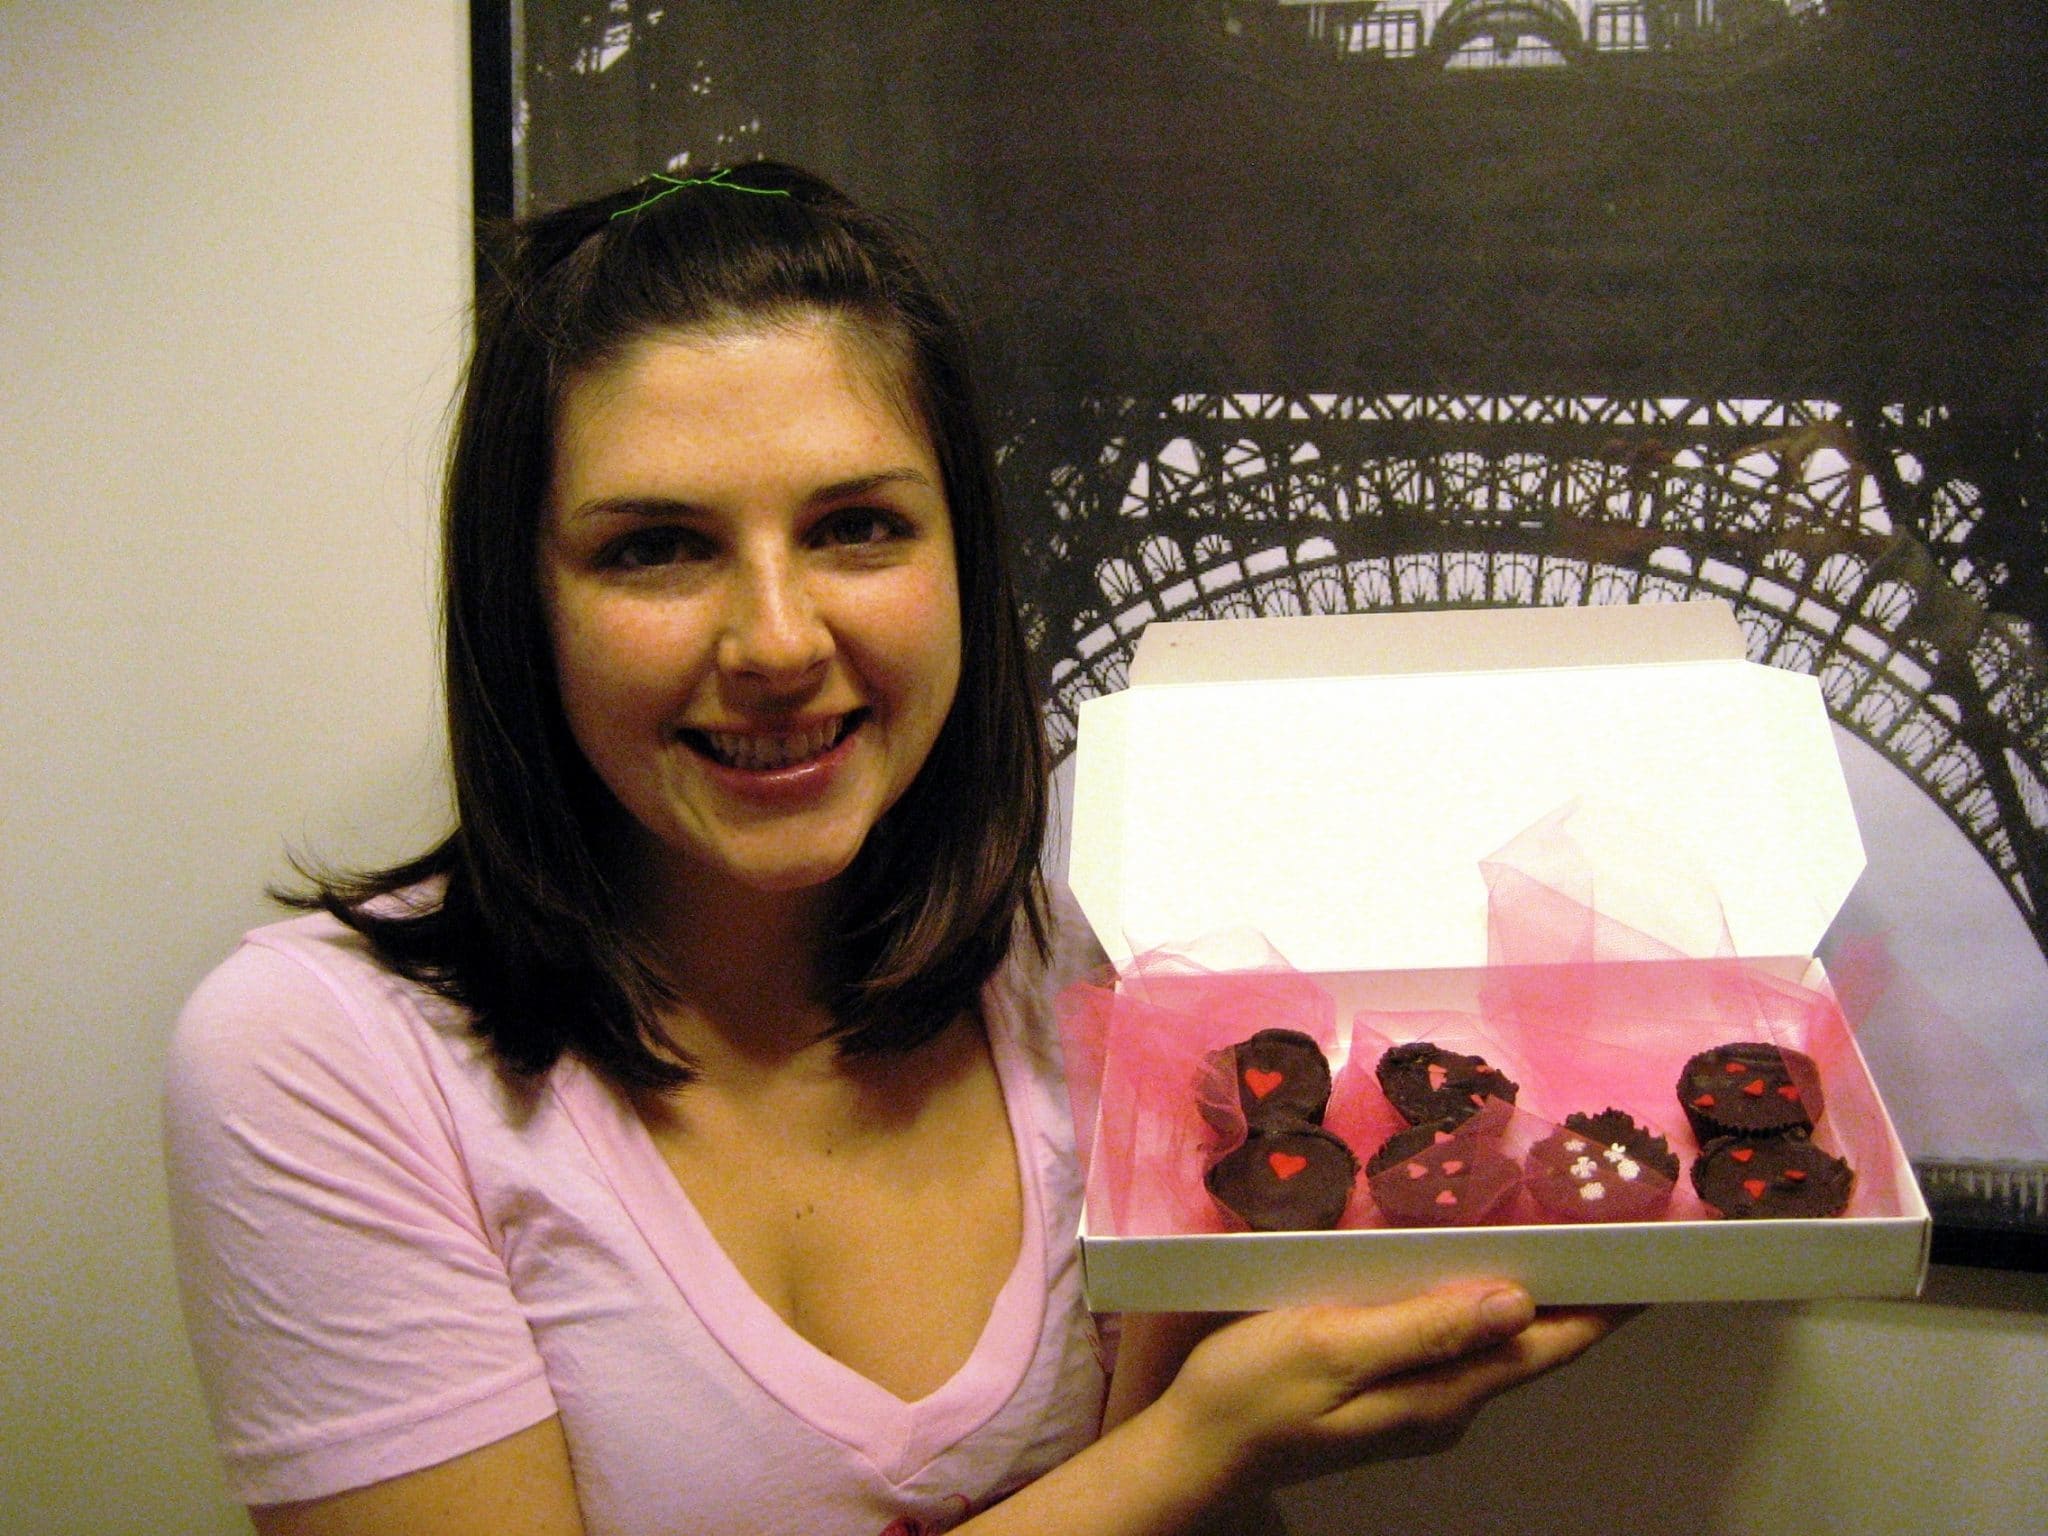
left=1479, top=1287, right=1534, bottom=1330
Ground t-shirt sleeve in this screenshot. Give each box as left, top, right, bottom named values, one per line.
left=162, top=936, right=557, bottom=1505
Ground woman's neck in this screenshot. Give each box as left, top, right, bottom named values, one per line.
left=630, top=859, right=843, bottom=1077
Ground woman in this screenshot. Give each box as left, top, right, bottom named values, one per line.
left=164, top=162, right=1609, bottom=1536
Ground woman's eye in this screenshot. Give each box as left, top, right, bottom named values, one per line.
left=818, top=507, right=904, bottom=547
left=605, top=528, right=704, bottom=569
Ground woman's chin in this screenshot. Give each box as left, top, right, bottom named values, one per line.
left=660, top=840, right=860, bottom=903
left=733, top=859, right=853, bottom=897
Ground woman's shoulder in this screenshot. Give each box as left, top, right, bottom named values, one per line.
left=994, top=879, right=1111, bottom=1004
left=981, top=879, right=1110, bottom=1058
left=1041, top=878, right=1112, bottom=993
left=166, top=902, right=479, bottom=1127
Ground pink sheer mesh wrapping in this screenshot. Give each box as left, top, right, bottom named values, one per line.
left=1080, top=935, right=1343, bottom=1235
left=1057, top=811, right=1901, bottom=1237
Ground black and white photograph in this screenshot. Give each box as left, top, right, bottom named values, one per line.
left=499, top=0, right=2048, bottom=1252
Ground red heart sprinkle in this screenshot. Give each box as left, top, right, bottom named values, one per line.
left=1268, top=1151, right=1308, bottom=1181
left=1244, top=1068, right=1284, bottom=1100
left=1731, top=1147, right=1755, bottom=1163
left=1434, top=1190, right=1458, bottom=1206
left=1742, top=1178, right=1768, bottom=1199
left=1441, top=1159, right=1466, bottom=1176
left=1783, top=1168, right=1808, bottom=1182
left=1742, top=1078, right=1767, bottom=1097
left=1777, top=1085, right=1802, bottom=1101
left=1693, top=1094, right=1716, bottom=1108
left=1724, top=1060, right=1747, bottom=1073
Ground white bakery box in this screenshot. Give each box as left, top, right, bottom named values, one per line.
left=1066, top=600, right=1931, bottom=1310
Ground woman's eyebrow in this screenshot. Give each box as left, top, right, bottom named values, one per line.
left=566, top=494, right=708, bottom=523
left=566, top=467, right=938, bottom=525
left=807, top=467, right=937, bottom=503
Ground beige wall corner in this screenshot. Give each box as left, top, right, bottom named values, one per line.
left=0, top=3, right=468, bottom=1531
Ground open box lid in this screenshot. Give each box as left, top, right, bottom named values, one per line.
left=1069, top=601, right=1866, bottom=973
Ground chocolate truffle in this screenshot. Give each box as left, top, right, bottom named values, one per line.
left=1375, top=1041, right=1519, bottom=1129
left=1677, top=1041, right=1822, bottom=1142
left=1200, top=1028, right=1333, bottom=1137
left=1205, top=1127, right=1359, bottom=1231
left=1525, top=1110, right=1680, bottom=1224
left=1365, top=1122, right=1522, bottom=1228
left=1691, top=1133, right=1854, bottom=1219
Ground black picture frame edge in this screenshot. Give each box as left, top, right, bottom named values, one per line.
left=1929, top=1225, right=2048, bottom=1275
left=469, top=0, right=517, bottom=285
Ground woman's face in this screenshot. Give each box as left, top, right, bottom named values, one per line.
left=540, top=317, right=962, bottom=903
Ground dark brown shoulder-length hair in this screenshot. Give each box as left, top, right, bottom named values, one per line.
left=287, top=162, right=1049, bottom=1089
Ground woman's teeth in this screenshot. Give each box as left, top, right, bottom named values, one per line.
left=697, top=716, right=850, bottom=770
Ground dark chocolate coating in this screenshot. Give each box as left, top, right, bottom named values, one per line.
left=1366, top=1125, right=1522, bottom=1228
left=1525, top=1110, right=1679, bottom=1224
left=1204, top=1128, right=1358, bottom=1231
left=1365, top=1119, right=1462, bottom=1177
left=1676, top=1042, right=1822, bottom=1142
left=1691, top=1133, right=1854, bottom=1218
left=1375, top=1041, right=1519, bottom=1128
left=1202, top=1028, right=1332, bottom=1136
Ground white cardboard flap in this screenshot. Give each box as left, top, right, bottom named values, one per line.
left=1070, top=605, right=1865, bottom=973
left=1129, top=600, right=1747, bottom=685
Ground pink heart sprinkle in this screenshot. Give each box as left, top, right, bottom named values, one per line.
left=1267, top=1151, right=1308, bottom=1181
left=1434, top=1190, right=1458, bottom=1206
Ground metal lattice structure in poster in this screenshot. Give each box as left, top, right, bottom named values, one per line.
left=502, top=0, right=2048, bottom=1250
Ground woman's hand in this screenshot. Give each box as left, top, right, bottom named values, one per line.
left=961, top=1284, right=1624, bottom=1535
left=1138, top=1283, right=1622, bottom=1490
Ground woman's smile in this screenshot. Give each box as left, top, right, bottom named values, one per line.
left=540, top=318, right=963, bottom=901
left=682, top=709, right=865, bottom=774
left=676, top=709, right=871, bottom=811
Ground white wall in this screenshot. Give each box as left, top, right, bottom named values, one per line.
left=1, top=6, right=2042, bottom=1535
left=1, top=4, right=468, bottom=1531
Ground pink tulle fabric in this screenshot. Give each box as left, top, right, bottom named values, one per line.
left=1058, top=810, right=1903, bottom=1237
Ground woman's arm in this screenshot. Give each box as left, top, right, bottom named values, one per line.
left=959, top=1281, right=1616, bottom=1536
left=248, top=1419, right=585, bottom=1536
left=240, top=1283, right=1606, bottom=1536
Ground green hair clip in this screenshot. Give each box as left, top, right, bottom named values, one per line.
left=610, top=166, right=791, bottom=219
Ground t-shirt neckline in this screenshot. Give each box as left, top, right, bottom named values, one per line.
left=550, top=984, right=1048, bottom=1485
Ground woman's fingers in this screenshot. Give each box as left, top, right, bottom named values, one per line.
left=1329, top=1306, right=1613, bottom=1429
left=1285, top=1281, right=1538, bottom=1395
left=1168, top=1286, right=1629, bottom=1489
left=1172, top=1281, right=1534, bottom=1439
left=1267, top=1304, right=1618, bottom=1482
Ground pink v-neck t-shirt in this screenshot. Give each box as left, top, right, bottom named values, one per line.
left=163, top=907, right=1110, bottom=1535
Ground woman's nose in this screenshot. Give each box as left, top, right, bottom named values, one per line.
left=717, top=555, right=832, bottom=682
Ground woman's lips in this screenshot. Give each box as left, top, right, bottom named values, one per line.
left=679, top=709, right=867, bottom=795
